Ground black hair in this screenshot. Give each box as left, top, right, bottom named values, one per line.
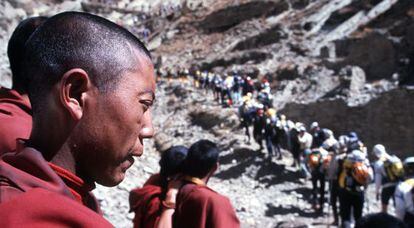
left=182, top=140, right=219, bottom=178
left=23, top=11, right=152, bottom=114
left=159, top=145, right=188, bottom=178
left=7, top=16, right=48, bottom=93
left=355, top=213, right=406, bottom=228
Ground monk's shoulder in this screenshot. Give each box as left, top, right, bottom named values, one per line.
left=129, top=184, right=162, bottom=210
left=185, top=185, right=232, bottom=205
left=0, top=188, right=112, bottom=227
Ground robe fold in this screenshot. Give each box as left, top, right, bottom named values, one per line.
left=0, top=143, right=112, bottom=227
left=129, top=174, right=163, bottom=228
left=0, top=88, right=32, bottom=154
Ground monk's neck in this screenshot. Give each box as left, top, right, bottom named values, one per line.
left=50, top=143, right=77, bottom=175
left=29, top=117, right=77, bottom=176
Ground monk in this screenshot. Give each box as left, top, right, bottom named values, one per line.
left=0, top=11, right=155, bottom=227
left=129, top=145, right=188, bottom=228
left=171, top=140, right=240, bottom=228
left=0, top=16, right=47, bottom=154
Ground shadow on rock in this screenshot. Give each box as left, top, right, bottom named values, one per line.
left=282, top=186, right=314, bottom=205
left=265, top=203, right=320, bottom=218
left=255, top=160, right=303, bottom=187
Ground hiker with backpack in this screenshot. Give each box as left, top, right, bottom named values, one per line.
left=298, top=125, right=313, bottom=177
left=253, top=105, right=266, bottom=151
left=337, top=149, right=373, bottom=227
left=263, top=107, right=282, bottom=159
left=306, top=147, right=330, bottom=213
left=395, top=157, right=414, bottom=228
left=238, top=94, right=255, bottom=143
left=324, top=132, right=341, bottom=225
left=372, top=144, right=404, bottom=213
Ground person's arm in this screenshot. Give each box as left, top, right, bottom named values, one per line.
left=155, top=180, right=181, bottom=228
left=374, top=163, right=383, bottom=200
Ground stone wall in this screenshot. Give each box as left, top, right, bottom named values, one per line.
left=281, top=88, right=414, bottom=158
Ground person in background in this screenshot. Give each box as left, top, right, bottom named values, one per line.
left=395, top=157, right=414, bottom=227
left=129, top=146, right=188, bottom=228
left=337, top=150, right=373, bottom=228
left=372, top=144, right=404, bottom=213
left=0, top=16, right=48, bottom=155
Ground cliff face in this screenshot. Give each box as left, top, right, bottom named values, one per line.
left=282, top=88, right=414, bottom=157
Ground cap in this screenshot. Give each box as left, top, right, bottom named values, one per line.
left=372, top=144, right=386, bottom=158
left=310, top=122, right=319, bottom=129
left=404, top=157, right=414, bottom=165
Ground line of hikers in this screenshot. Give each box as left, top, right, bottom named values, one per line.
left=0, top=12, right=413, bottom=228
left=157, top=68, right=414, bottom=228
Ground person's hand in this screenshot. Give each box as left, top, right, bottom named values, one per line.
left=165, top=175, right=183, bottom=204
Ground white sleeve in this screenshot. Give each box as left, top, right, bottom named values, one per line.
left=394, top=184, right=406, bottom=220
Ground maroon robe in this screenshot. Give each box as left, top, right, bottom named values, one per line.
left=174, top=183, right=240, bottom=228
left=0, top=142, right=112, bottom=227
left=0, top=88, right=32, bottom=155
left=129, top=174, right=163, bottom=228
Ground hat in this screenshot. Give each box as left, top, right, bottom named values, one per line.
left=310, top=122, right=319, bottom=129
left=372, top=144, right=387, bottom=158
left=351, top=150, right=366, bottom=161
left=299, top=126, right=306, bottom=132
left=324, top=129, right=333, bottom=138
left=404, top=157, right=414, bottom=165
left=348, top=132, right=358, bottom=140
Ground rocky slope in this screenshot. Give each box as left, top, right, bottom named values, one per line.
left=0, top=0, right=411, bottom=227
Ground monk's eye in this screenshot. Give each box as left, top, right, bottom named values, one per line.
left=140, top=100, right=153, bottom=112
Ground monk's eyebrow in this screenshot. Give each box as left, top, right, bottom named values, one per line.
left=138, top=91, right=155, bottom=101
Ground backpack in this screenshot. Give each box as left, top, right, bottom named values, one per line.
left=351, top=162, right=370, bottom=185
left=307, top=149, right=325, bottom=171
left=383, top=155, right=404, bottom=182
left=338, top=156, right=369, bottom=191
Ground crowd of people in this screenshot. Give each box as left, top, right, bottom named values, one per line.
left=153, top=68, right=414, bottom=227
left=0, top=11, right=413, bottom=228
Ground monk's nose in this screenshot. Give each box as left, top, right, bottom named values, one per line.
left=140, top=110, right=154, bottom=139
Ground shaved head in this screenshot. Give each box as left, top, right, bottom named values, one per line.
left=24, top=11, right=151, bottom=113
left=7, top=16, right=48, bottom=93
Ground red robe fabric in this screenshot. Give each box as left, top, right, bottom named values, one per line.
left=129, top=174, right=163, bottom=228
left=174, top=183, right=240, bottom=228
left=0, top=142, right=112, bottom=227
left=0, top=88, right=32, bottom=155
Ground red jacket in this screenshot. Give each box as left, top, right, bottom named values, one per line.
left=174, top=183, right=240, bottom=228
left=0, top=142, right=112, bottom=227
left=129, top=174, right=163, bottom=228
left=0, top=87, right=32, bottom=155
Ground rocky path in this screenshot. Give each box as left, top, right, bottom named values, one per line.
left=94, top=80, right=387, bottom=228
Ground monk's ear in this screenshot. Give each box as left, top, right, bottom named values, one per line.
left=59, top=69, right=90, bottom=120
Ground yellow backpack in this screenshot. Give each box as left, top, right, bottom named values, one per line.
left=384, top=156, right=405, bottom=182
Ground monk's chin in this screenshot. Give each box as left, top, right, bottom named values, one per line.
left=97, top=172, right=126, bottom=187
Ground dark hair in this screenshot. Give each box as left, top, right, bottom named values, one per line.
left=23, top=11, right=152, bottom=114
left=7, top=16, right=48, bottom=93
left=159, top=145, right=188, bottom=178
left=355, top=213, right=406, bottom=228
left=182, top=140, right=219, bottom=178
